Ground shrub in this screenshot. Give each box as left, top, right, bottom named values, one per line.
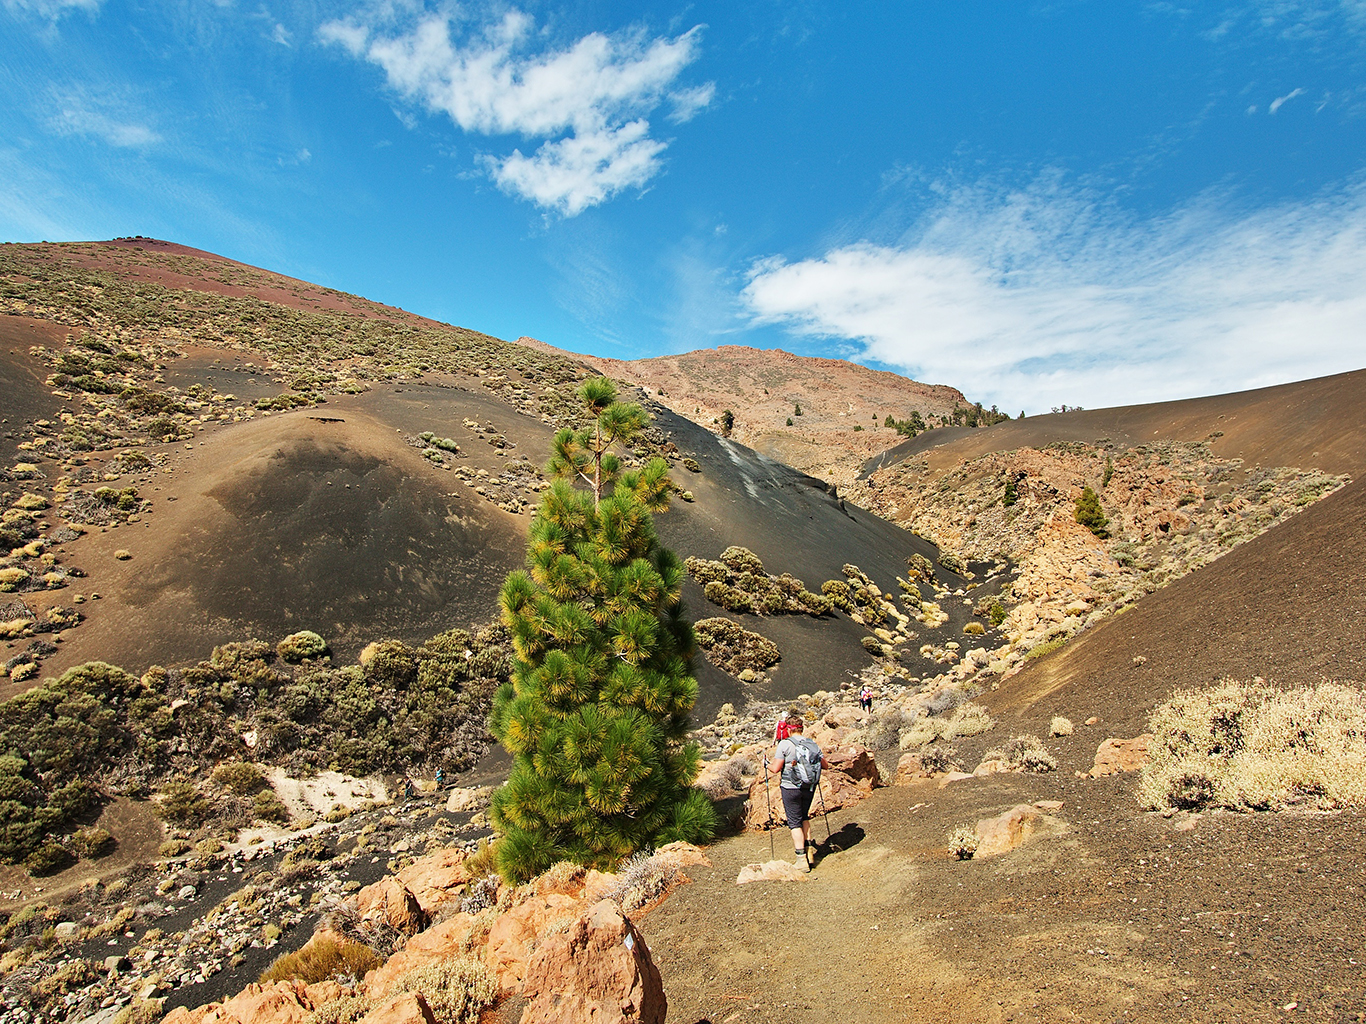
left=1138, top=679, right=1366, bottom=812
left=1002, top=477, right=1018, bottom=506
left=900, top=703, right=994, bottom=748
left=72, top=827, right=115, bottom=858
left=213, top=761, right=268, bottom=796
left=984, top=735, right=1057, bottom=773
left=963, top=622, right=985, bottom=636
left=682, top=457, right=700, bottom=473
left=389, top=956, right=498, bottom=1024
left=278, top=631, right=328, bottom=663
left=259, top=935, right=383, bottom=985
left=861, top=709, right=905, bottom=751
left=606, top=850, right=680, bottom=913
left=155, top=780, right=211, bottom=824
left=938, top=551, right=967, bottom=576
left=947, top=826, right=979, bottom=860
left=906, top=553, right=934, bottom=582
left=1049, top=716, right=1074, bottom=737
left=860, top=636, right=885, bottom=657
left=719, top=546, right=765, bottom=574
left=693, top=618, right=780, bottom=676
left=919, top=746, right=959, bottom=774
left=1074, top=486, right=1110, bottom=538
left=26, top=840, right=73, bottom=875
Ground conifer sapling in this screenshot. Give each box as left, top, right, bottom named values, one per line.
left=489, top=377, right=716, bottom=881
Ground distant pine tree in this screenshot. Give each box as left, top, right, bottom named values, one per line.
left=1074, top=485, right=1110, bottom=538
left=1003, top=477, right=1018, bottom=507
left=720, top=409, right=735, bottom=436
left=489, top=378, right=716, bottom=882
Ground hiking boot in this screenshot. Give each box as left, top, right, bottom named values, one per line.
left=795, top=850, right=810, bottom=873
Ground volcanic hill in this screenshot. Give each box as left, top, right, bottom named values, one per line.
left=1, top=239, right=1365, bottom=1024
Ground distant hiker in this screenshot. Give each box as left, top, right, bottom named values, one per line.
left=402, top=777, right=414, bottom=800
left=859, top=686, right=873, bottom=712
left=434, top=766, right=446, bottom=790
left=769, top=716, right=828, bottom=872
left=773, top=711, right=791, bottom=743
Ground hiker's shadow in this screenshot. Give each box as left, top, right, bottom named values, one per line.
left=816, top=823, right=865, bottom=861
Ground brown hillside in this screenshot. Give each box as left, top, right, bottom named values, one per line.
left=518, top=338, right=970, bottom=488
left=864, top=366, right=1366, bottom=479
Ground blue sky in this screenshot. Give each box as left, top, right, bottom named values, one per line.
left=2, top=0, right=1364, bottom=413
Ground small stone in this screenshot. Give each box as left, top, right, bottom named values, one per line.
left=54, top=922, right=79, bottom=939
left=177, top=885, right=197, bottom=900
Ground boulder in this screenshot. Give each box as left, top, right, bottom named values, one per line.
left=653, top=842, right=710, bottom=870
left=518, top=900, right=665, bottom=1024
left=736, top=860, right=808, bottom=884
left=358, top=993, right=436, bottom=1024
left=395, top=847, right=470, bottom=914
left=893, top=752, right=926, bottom=785
left=353, top=877, right=428, bottom=935
left=1090, top=734, right=1152, bottom=777
left=162, top=980, right=319, bottom=1024
left=485, top=892, right=585, bottom=992
left=974, top=804, right=1041, bottom=858
left=824, top=747, right=882, bottom=786
left=365, top=915, right=482, bottom=1000
left=444, top=786, right=491, bottom=814
left=823, top=707, right=865, bottom=730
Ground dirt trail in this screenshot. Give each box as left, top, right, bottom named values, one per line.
left=643, top=766, right=1366, bottom=1024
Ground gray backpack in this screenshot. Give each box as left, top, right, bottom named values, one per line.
left=784, top=737, right=822, bottom=787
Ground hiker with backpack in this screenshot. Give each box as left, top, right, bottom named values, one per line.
left=769, top=715, right=828, bottom=872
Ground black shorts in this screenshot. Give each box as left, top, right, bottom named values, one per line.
left=780, top=784, right=817, bottom=829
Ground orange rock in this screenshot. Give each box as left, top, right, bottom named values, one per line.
left=365, top=915, right=481, bottom=1000
left=653, top=841, right=711, bottom=869
left=354, top=877, right=428, bottom=935
left=736, top=860, right=808, bottom=884
left=974, top=804, right=1041, bottom=858
left=824, top=747, right=882, bottom=785
left=395, top=847, right=470, bottom=914
left=485, top=892, right=585, bottom=992
left=163, top=981, right=318, bottom=1024
left=358, top=992, right=437, bottom=1024
left=518, top=900, right=666, bottom=1024
left=1090, top=734, right=1153, bottom=777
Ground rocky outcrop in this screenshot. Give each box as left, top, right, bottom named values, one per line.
left=742, top=747, right=882, bottom=831
left=518, top=900, right=666, bottom=1024
left=1090, top=735, right=1153, bottom=777
left=974, top=805, right=1042, bottom=859
left=353, top=877, right=428, bottom=936
left=164, top=843, right=704, bottom=1024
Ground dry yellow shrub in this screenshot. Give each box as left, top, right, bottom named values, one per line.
left=1139, top=678, right=1366, bottom=811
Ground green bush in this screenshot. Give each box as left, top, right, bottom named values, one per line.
left=1074, top=486, right=1110, bottom=538
left=72, top=827, right=115, bottom=858
left=26, top=840, right=73, bottom=875
left=155, top=780, right=210, bottom=825
left=277, top=630, right=328, bottom=663
left=213, top=761, right=268, bottom=796
left=861, top=636, right=885, bottom=657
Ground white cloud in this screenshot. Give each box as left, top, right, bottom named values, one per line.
left=47, top=88, right=160, bottom=147
left=742, top=176, right=1366, bottom=412
left=1, top=0, right=100, bottom=18
left=320, top=9, right=711, bottom=215
left=1269, top=87, right=1305, bottom=112
left=270, top=22, right=291, bottom=46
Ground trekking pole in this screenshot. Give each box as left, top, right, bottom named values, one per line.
left=816, top=777, right=832, bottom=843
left=762, top=761, right=776, bottom=861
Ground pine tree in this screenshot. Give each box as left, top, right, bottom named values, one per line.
left=1074, top=485, right=1110, bottom=538
left=720, top=409, right=734, bottom=436
left=1003, top=476, right=1018, bottom=507
left=489, top=378, right=716, bottom=882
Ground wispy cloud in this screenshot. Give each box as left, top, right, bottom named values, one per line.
left=46, top=86, right=160, bottom=147
left=742, top=175, right=1366, bottom=412
left=1269, top=86, right=1306, bottom=112
left=319, top=9, right=712, bottom=215
left=1, top=0, right=100, bottom=19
